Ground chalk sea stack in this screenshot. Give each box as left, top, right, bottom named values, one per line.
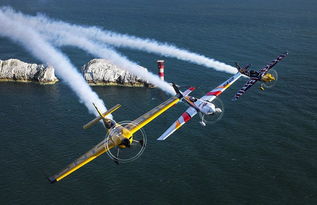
left=0, top=59, right=58, bottom=84
left=82, top=59, right=151, bottom=87
left=0, top=58, right=153, bottom=87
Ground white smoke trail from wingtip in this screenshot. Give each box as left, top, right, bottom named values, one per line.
left=1, top=7, right=236, bottom=74
left=1, top=7, right=175, bottom=95
left=0, top=9, right=109, bottom=118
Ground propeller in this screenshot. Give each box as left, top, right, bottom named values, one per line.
left=105, top=121, right=147, bottom=164
left=261, top=69, right=278, bottom=89
left=198, top=97, right=225, bottom=126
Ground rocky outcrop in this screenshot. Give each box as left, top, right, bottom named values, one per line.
left=0, top=58, right=153, bottom=87
left=0, top=59, right=58, bottom=84
left=82, top=59, right=151, bottom=87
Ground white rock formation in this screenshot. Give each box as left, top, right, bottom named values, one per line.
left=82, top=59, right=151, bottom=87
left=0, top=59, right=58, bottom=84
left=0, top=58, right=153, bottom=87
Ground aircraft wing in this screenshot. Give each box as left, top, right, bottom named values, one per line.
left=258, top=52, right=288, bottom=74
left=48, top=87, right=194, bottom=182
left=125, top=87, right=195, bottom=134
left=232, top=79, right=258, bottom=101
left=201, top=72, right=243, bottom=102
left=157, top=106, right=197, bottom=140
left=48, top=95, right=181, bottom=183
left=157, top=73, right=242, bottom=141
left=48, top=138, right=115, bottom=183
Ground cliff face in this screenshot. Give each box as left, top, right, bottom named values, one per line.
left=82, top=59, right=151, bottom=87
left=0, top=58, right=153, bottom=87
left=0, top=59, right=58, bottom=84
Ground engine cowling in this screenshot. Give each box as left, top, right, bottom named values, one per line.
left=119, top=138, right=131, bottom=148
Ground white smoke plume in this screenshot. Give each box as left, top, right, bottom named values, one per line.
left=51, top=35, right=176, bottom=94
left=1, top=7, right=237, bottom=74
left=1, top=7, right=175, bottom=95
left=0, top=9, right=109, bottom=118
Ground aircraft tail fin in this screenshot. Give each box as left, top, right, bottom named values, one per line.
left=234, top=62, right=241, bottom=70
left=83, top=104, right=121, bottom=129
left=172, top=83, right=182, bottom=97
left=235, top=62, right=252, bottom=76
left=172, top=83, right=195, bottom=99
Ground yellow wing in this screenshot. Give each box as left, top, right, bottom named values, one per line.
left=48, top=94, right=184, bottom=183
left=124, top=95, right=180, bottom=134
left=48, top=139, right=115, bottom=183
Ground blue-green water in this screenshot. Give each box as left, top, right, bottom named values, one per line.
left=0, top=0, right=316, bottom=204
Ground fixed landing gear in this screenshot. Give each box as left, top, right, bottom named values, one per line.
left=200, top=121, right=207, bottom=126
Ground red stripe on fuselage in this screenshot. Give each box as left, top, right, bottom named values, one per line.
left=182, top=112, right=191, bottom=122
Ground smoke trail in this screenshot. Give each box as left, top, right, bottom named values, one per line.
left=90, top=32, right=237, bottom=74
left=51, top=34, right=176, bottom=95
left=2, top=8, right=175, bottom=95
left=1, top=7, right=237, bottom=74
left=0, top=10, right=109, bottom=118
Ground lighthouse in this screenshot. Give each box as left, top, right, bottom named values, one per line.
left=157, top=60, right=165, bottom=81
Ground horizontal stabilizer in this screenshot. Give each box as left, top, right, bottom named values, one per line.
left=182, top=87, right=196, bottom=97
left=83, top=104, right=121, bottom=129
left=172, top=82, right=195, bottom=98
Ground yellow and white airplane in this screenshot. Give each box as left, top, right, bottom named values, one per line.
left=48, top=86, right=195, bottom=183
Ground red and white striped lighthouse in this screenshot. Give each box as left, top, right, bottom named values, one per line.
left=157, top=60, right=165, bottom=81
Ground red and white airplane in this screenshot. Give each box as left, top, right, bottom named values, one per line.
left=157, top=72, right=242, bottom=141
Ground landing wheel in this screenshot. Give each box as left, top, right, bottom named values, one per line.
left=105, top=121, right=147, bottom=163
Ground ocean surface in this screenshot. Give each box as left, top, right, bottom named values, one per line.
left=0, top=0, right=316, bottom=204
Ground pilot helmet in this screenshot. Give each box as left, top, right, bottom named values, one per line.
left=189, top=96, right=197, bottom=102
